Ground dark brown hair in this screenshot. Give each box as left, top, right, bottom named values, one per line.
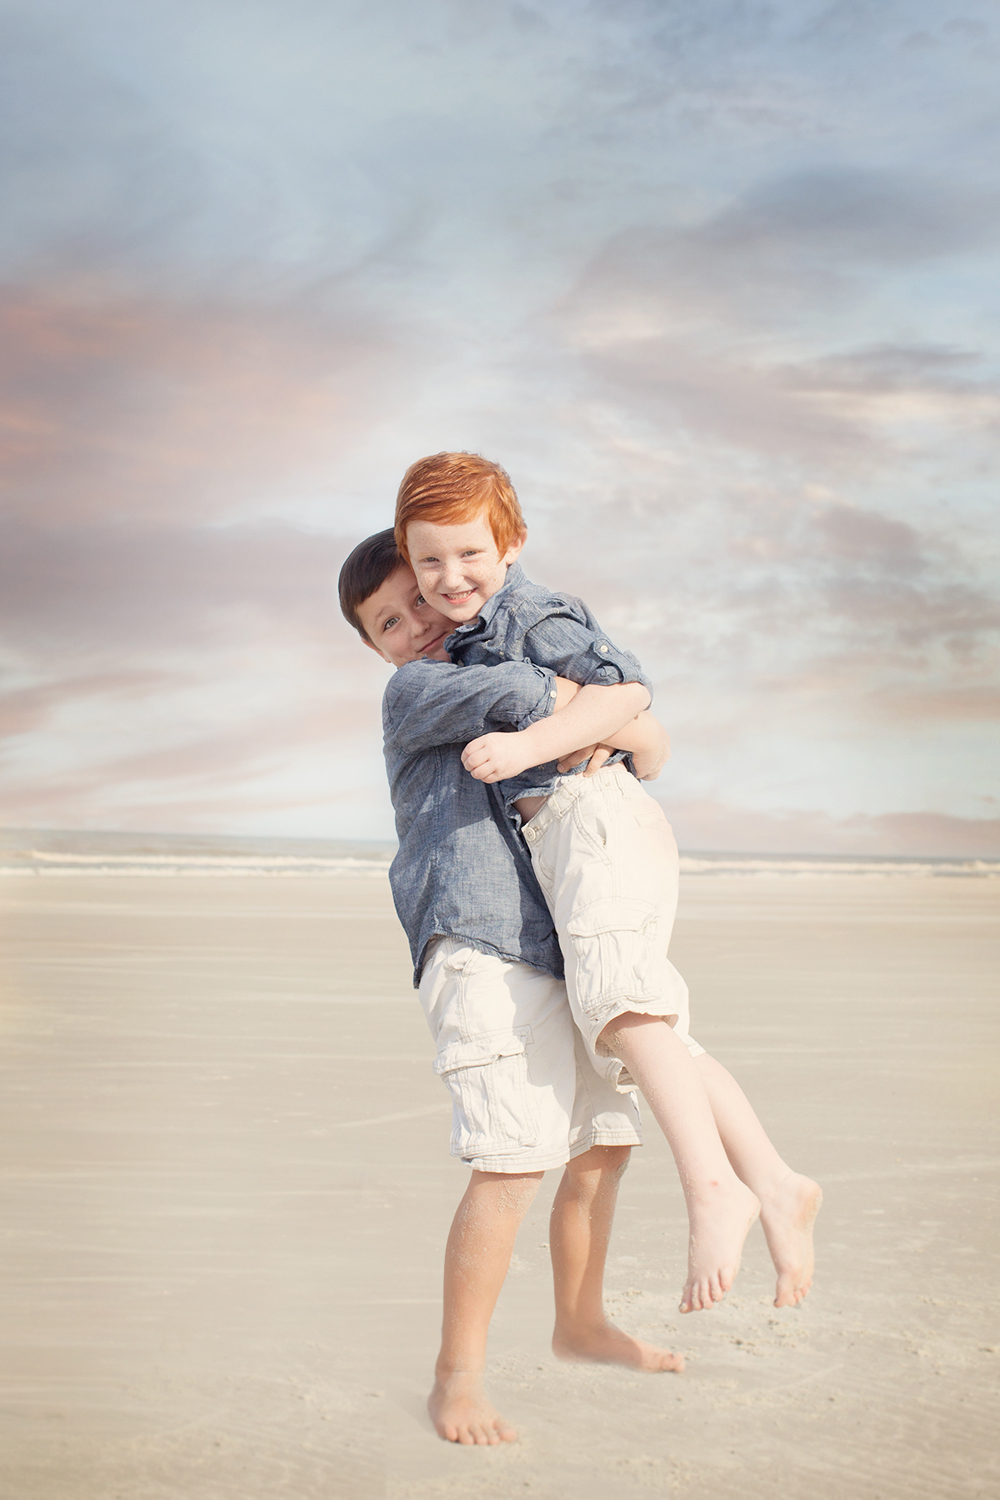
left=338, top=528, right=403, bottom=642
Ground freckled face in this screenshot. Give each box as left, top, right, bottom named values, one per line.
left=356, top=565, right=454, bottom=669
left=406, top=514, right=526, bottom=624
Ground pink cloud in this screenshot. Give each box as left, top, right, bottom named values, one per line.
left=0, top=285, right=401, bottom=525
left=0, top=669, right=187, bottom=738
left=663, top=798, right=1000, bottom=858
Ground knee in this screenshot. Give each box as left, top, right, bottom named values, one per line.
left=597, top=1010, right=647, bottom=1055
left=574, top=1144, right=631, bottom=1180
left=603, top=1145, right=631, bottom=1180
left=469, top=1169, right=544, bottom=1214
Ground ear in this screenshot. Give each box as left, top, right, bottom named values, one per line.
left=363, top=635, right=393, bottom=666
left=502, top=527, right=527, bottom=565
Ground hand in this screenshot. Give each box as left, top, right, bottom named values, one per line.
left=556, top=744, right=615, bottom=777
left=462, top=731, right=535, bottom=783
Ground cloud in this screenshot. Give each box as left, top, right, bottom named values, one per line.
left=662, top=798, right=1000, bottom=857
left=689, top=168, right=1000, bottom=271
left=0, top=639, right=394, bottom=835
left=0, top=0, right=996, bottom=842
left=0, top=287, right=406, bottom=526
left=866, top=686, right=1000, bottom=723
left=0, top=12, right=196, bottom=280
left=552, top=173, right=1000, bottom=484
left=565, top=170, right=1000, bottom=339
left=0, top=518, right=358, bottom=650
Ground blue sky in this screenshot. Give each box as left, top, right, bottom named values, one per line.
left=1, top=0, right=998, bottom=852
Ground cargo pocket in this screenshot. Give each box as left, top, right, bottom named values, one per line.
left=433, top=1027, right=540, bottom=1158
left=565, top=897, right=660, bottom=1018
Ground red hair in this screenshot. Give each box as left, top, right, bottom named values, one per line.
left=394, top=452, right=526, bottom=560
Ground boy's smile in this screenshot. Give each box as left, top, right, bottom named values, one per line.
left=406, top=514, right=526, bottom=625
left=357, top=564, right=454, bottom=669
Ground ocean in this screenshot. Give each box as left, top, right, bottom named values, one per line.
left=0, top=828, right=995, bottom=879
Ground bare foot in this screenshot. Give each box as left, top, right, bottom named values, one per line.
left=553, top=1319, right=684, bottom=1372
left=759, top=1171, right=822, bottom=1308
left=680, top=1180, right=760, bottom=1313
left=427, top=1371, right=518, bottom=1446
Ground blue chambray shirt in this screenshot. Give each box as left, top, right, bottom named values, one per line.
left=383, top=657, right=565, bottom=987
left=445, top=563, right=651, bottom=820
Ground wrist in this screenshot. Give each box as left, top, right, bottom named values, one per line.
left=518, top=721, right=544, bottom=755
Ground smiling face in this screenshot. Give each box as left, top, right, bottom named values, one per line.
left=356, top=563, right=454, bottom=668
left=405, top=511, right=526, bottom=624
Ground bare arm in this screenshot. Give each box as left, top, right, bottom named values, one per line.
left=558, top=709, right=671, bottom=781
left=461, top=680, right=650, bottom=784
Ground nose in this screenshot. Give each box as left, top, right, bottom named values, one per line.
left=440, top=555, right=465, bottom=589
left=409, top=606, right=436, bottom=642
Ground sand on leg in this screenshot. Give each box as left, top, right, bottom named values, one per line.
left=695, top=1053, right=822, bottom=1307
left=550, top=1144, right=684, bottom=1371
left=429, top=1168, right=542, bottom=1445
left=599, top=1013, right=759, bottom=1313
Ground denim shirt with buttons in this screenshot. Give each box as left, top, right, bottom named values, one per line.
left=383, top=656, right=565, bottom=987
left=445, top=563, right=652, bottom=825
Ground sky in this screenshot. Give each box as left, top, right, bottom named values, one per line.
left=1, top=0, right=998, bottom=854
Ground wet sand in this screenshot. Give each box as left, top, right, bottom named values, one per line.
left=1, top=872, right=998, bottom=1500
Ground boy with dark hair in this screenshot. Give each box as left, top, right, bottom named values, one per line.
left=338, top=531, right=683, bottom=1448
left=396, top=454, right=822, bottom=1317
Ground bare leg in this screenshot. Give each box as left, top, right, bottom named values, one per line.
left=429, top=1169, right=542, bottom=1445
left=599, top=1013, right=759, bottom=1313
left=550, top=1144, right=684, bottom=1370
left=696, top=1053, right=822, bottom=1307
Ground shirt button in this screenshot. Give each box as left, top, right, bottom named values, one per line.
left=598, top=643, right=609, bottom=653
left=525, top=827, right=536, bottom=841
left=549, top=689, right=557, bottom=698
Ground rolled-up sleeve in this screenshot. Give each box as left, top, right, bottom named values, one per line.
left=520, top=609, right=651, bottom=691
left=384, top=660, right=557, bottom=753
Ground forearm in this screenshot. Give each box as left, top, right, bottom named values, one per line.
left=553, top=676, right=581, bottom=711
left=513, top=682, right=650, bottom=766
left=599, top=708, right=670, bottom=779
left=597, top=709, right=667, bottom=755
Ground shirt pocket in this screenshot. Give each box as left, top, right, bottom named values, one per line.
left=433, top=1027, right=539, bottom=1157
left=565, top=898, right=661, bottom=1012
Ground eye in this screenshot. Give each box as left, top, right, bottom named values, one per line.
left=415, top=594, right=427, bottom=606
left=382, top=615, right=400, bottom=632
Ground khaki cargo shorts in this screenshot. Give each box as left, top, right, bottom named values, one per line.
left=419, top=938, right=643, bottom=1173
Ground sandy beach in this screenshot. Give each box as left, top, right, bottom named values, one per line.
left=1, top=869, right=997, bottom=1500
